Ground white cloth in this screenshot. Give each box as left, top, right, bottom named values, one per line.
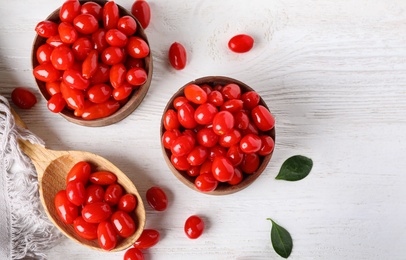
left=0, top=96, right=62, bottom=259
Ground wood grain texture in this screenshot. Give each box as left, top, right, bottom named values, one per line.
left=1, top=0, right=406, bottom=259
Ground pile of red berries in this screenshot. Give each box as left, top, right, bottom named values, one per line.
left=33, top=0, right=150, bottom=120
left=54, top=161, right=139, bottom=251
left=162, top=82, right=275, bottom=192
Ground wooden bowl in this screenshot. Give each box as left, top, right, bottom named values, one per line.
left=160, top=76, right=276, bottom=195
left=31, top=0, right=153, bottom=127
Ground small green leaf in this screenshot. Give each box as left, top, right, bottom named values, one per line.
left=267, top=218, right=293, bottom=258
left=275, top=155, right=313, bottom=181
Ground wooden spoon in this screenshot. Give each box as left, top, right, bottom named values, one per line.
left=11, top=110, right=145, bottom=252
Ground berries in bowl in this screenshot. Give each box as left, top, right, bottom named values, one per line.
left=160, top=76, right=276, bottom=195
left=32, top=0, right=153, bottom=127
left=52, top=161, right=146, bottom=252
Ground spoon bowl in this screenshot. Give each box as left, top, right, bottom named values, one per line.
left=12, top=110, right=145, bottom=251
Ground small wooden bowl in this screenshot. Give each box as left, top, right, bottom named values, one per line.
left=31, top=0, right=153, bottom=127
left=160, top=76, right=276, bottom=195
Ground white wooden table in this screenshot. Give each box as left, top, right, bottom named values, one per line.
left=1, top=0, right=406, bottom=259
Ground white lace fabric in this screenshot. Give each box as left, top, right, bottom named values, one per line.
left=0, top=96, right=62, bottom=259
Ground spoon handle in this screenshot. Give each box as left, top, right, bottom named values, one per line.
left=11, top=109, right=68, bottom=180
left=11, top=108, right=27, bottom=129
left=17, top=139, right=67, bottom=180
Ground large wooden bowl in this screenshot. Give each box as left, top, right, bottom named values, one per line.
left=160, top=76, right=276, bottom=195
left=31, top=0, right=153, bottom=127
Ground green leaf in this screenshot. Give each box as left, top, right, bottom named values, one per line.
left=267, top=218, right=293, bottom=258
left=275, top=155, right=313, bottom=181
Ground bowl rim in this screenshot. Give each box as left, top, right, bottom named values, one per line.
left=160, top=75, right=276, bottom=195
left=32, top=0, right=153, bottom=127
